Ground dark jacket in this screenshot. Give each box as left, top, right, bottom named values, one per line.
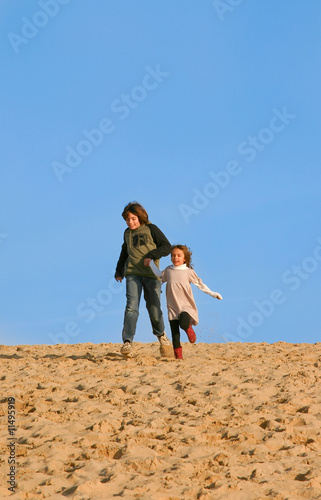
left=115, top=223, right=171, bottom=280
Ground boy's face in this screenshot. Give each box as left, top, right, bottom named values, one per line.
left=171, top=248, right=185, bottom=266
left=126, top=212, right=140, bottom=230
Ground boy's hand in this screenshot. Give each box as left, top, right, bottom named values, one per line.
left=213, top=292, right=223, bottom=300
left=115, top=276, right=122, bottom=282
left=144, top=258, right=152, bottom=266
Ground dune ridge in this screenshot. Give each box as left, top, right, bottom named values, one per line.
left=1, top=341, right=321, bottom=499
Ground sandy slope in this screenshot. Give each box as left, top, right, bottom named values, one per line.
left=1, top=341, right=321, bottom=499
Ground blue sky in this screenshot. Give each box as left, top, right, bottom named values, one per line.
left=1, top=0, right=321, bottom=346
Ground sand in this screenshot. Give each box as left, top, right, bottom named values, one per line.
left=1, top=341, right=321, bottom=499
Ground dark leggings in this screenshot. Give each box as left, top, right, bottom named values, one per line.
left=169, top=312, right=192, bottom=349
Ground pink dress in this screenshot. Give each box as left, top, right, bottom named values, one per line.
left=150, top=262, right=221, bottom=325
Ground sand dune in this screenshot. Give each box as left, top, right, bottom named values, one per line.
left=1, top=341, right=321, bottom=499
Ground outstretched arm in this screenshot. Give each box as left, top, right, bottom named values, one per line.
left=192, top=274, right=223, bottom=299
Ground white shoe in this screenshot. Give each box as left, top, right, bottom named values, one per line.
left=121, top=341, right=133, bottom=357
left=157, top=332, right=170, bottom=346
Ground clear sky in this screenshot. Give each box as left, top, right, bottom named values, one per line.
left=1, top=0, right=321, bottom=346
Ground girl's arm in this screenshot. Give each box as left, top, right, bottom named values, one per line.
left=148, top=260, right=163, bottom=279
left=191, top=272, right=223, bottom=300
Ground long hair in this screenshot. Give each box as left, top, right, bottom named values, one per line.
left=122, top=202, right=149, bottom=224
left=171, top=245, right=193, bottom=268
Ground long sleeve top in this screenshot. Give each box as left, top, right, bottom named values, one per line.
left=115, top=223, right=171, bottom=280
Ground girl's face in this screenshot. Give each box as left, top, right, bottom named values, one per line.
left=171, top=248, right=185, bottom=266
left=126, top=212, right=140, bottom=230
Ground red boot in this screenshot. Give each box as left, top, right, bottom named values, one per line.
left=186, top=326, right=196, bottom=343
left=174, top=347, right=183, bottom=359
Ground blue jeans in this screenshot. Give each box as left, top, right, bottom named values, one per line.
left=122, top=275, right=165, bottom=343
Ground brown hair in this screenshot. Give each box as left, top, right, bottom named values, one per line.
left=122, top=202, right=149, bottom=225
left=171, top=245, right=193, bottom=268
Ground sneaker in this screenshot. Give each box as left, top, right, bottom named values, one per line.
left=120, top=341, right=133, bottom=357
left=186, top=326, right=196, bottom=343
left=157, top=332, right=171, bottom=346
left=174, top=347, right=183, bottom=359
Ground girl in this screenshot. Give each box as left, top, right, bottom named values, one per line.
left=115, top=202, right=171, bottom=357
left=146, top=245, right=222, bottom=359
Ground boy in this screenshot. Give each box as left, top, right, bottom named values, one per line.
left=115, top=202, right=171, bottom=357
